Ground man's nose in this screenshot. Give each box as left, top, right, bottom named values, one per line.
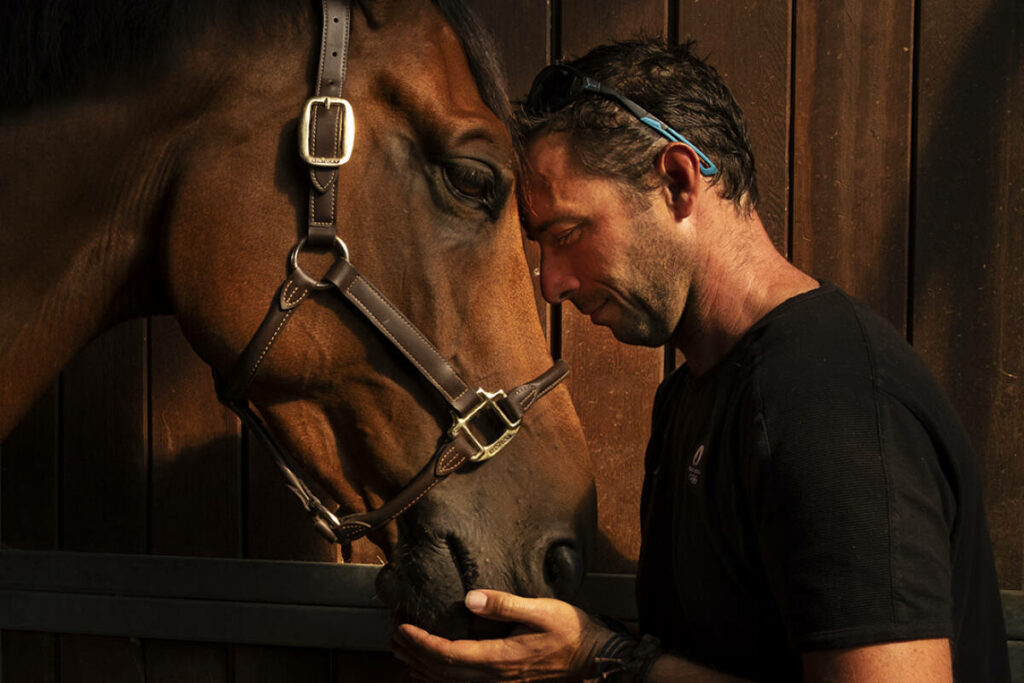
left=539, top=251, right=579, bottom=304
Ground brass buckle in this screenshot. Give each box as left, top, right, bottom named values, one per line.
left=449, top=389, right=522, bottom=462
left=299, top=96, right=355, bottom=167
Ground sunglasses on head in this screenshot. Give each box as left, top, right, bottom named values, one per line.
left=525, top=64, right=719, bottom=177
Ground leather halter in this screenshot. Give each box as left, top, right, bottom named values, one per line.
left=214, top=0, right=568, bottom=546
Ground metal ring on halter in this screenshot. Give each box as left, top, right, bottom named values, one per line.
left=289, top=236, right=349, bottom=290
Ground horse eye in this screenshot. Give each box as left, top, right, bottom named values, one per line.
left=442, top=161, right=495, bottom=203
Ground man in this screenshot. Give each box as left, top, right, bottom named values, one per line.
left=391, top=39, right=1010, bottom=681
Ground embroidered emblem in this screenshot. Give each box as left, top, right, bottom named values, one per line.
left=688, top=444, right=705, bottom=485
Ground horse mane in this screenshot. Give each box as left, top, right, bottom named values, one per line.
left=0, top=0, right=511, bottom=125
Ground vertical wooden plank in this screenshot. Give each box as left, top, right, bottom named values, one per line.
left=790, top=0, right=914, bottom=329
left=61, top=320, right=148, bottom=553
left=913, top=0, right=1023, bottom=589
left=558, top=0, right=669, bottom=573
left=147, top=316, right=239, bottom=680
left=150, top=315, right=241, bottom=559
left=332, top=651, right=409, bottom=682
left=677, top=0, right=792, bottom=251
left=1, top=385, right=60, bottom=549
left=561, top=0, right=666, bottom=57
left=231, top=645, right=331, bottom=682
left=59, top=636, right=145, bottom=683
left=59, top=320, right=149, bottom=682
left=475, top=0, right=549, bottom=102
left=1, top=386, right=59, bottom=680
left=144, top=640, right=227, bottom=683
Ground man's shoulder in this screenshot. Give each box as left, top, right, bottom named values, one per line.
left=747, top=282, right=920, bottom=391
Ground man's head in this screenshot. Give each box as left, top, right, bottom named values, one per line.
left=514, top=39, right=758, bottom=348
left=514, top=38, right=758, bottom=212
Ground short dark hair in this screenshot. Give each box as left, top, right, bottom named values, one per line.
left=514, top=38, right=758, bottom=211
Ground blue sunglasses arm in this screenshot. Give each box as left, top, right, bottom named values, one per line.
left=580, top=78, right=719, bottom=177
left=640, top=116, right=719, bottom=176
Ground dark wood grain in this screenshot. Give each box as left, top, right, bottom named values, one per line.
left=912, top=0, right=1023, bottom=590
left=561, top=0, right=667, bottom=59
left=790, top=0, right=914, bottom=330
left=474, top=0, right=549, bottom=102
left=678, top=0, right=792, bottom=252
left=231, top=645, right=332, bottom=682
left=144, top=641, right=227, bottom=683
left=59, top=635, right=146, bottom=683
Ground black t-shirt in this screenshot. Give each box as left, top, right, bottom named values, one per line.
left=636, top=283, right=1009, bottom=681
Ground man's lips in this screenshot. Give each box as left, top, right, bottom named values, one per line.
left=582, top=300, right=609, bottom=322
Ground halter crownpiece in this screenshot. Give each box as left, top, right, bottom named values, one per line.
left=214, top=0, right=570, bottom=545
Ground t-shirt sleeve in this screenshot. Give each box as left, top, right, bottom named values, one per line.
left=748, top=370, right=956, bottom=651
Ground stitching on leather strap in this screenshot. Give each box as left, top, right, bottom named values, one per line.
left=358, top=277, right=465, bottom=392
left=528, top=374, right=561, bottom=408
left=247, top=309, right=294, bottom=383
left=345, top=279, right=467, bottom=404
left=317, top=0, right=329, bottom=90
left=437, top=443, right=466, bottom=475
left=281, top=281, right=309, bottom=309
left=393, top=477, right=443, bottom=518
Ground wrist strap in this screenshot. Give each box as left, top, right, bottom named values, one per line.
left=592, top=633, right=661, bottom=682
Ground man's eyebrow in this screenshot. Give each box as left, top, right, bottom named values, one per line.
left=521, top=218, right=558, bottom=240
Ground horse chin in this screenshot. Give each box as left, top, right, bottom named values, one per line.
left=374, top=529, right=587, bottom=640
left=375, top=559, right=475, bottom=639
left=378, top=568, right=517, bottom=640
left=374, top=528, right=539, bottom=640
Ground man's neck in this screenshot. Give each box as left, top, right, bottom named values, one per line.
left=669, top=213, right=818, bottom=375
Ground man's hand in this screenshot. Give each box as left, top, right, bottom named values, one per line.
left=390, top=589, right=616, bottom=681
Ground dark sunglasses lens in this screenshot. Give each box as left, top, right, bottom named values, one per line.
left=527, top=67, right=580, bottom=113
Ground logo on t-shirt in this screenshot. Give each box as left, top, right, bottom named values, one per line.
left=688, top=444, right=705, bottom=485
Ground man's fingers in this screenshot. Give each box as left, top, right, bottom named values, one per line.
left=396, top=623, right=501, bottom=668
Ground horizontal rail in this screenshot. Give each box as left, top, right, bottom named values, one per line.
left=0, top=550, right=636, bottom=649
left=2, top=551, right=1017, bottom=656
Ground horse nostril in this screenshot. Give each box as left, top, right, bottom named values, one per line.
left=543, top=542, right=584, bottom=599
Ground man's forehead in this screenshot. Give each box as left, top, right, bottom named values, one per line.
left=519, top=133, right=579, bottom=237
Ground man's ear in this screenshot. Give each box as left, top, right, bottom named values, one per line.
left=657, top=143, right=703, bottom=221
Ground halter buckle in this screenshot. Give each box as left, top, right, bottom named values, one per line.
left=299, top=96, right=355, bottom=167
left=450, top=388, right=522, bottom=462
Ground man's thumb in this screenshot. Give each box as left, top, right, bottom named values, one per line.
left=465, top=590, right=490, bottom=612
left=464, top=589, right=528, bottom=623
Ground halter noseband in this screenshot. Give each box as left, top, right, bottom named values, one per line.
left=214, top=0, right=568, bottom=546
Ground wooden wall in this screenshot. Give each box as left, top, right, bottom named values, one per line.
left=1, top=0, right=1021, bottom=680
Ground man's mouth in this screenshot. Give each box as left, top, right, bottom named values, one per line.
left=586, top=300, right=609, bottom=323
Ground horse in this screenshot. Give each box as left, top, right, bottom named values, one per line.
left=0, top=0, right=595, bottom=638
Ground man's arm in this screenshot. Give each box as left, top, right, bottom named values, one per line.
left=391, top=590, right=952, bottom=682
left=642, top=639, right=952, bottom=682
left=802, top=639, right=952, bottom=682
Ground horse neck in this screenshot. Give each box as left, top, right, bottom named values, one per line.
left=0, top=14, right=305, bottom=438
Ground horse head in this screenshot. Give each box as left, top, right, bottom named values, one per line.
left=0, top=0, right=595, bottom=637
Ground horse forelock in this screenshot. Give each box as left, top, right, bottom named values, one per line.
left=427, top=0, right=512, bottom=129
